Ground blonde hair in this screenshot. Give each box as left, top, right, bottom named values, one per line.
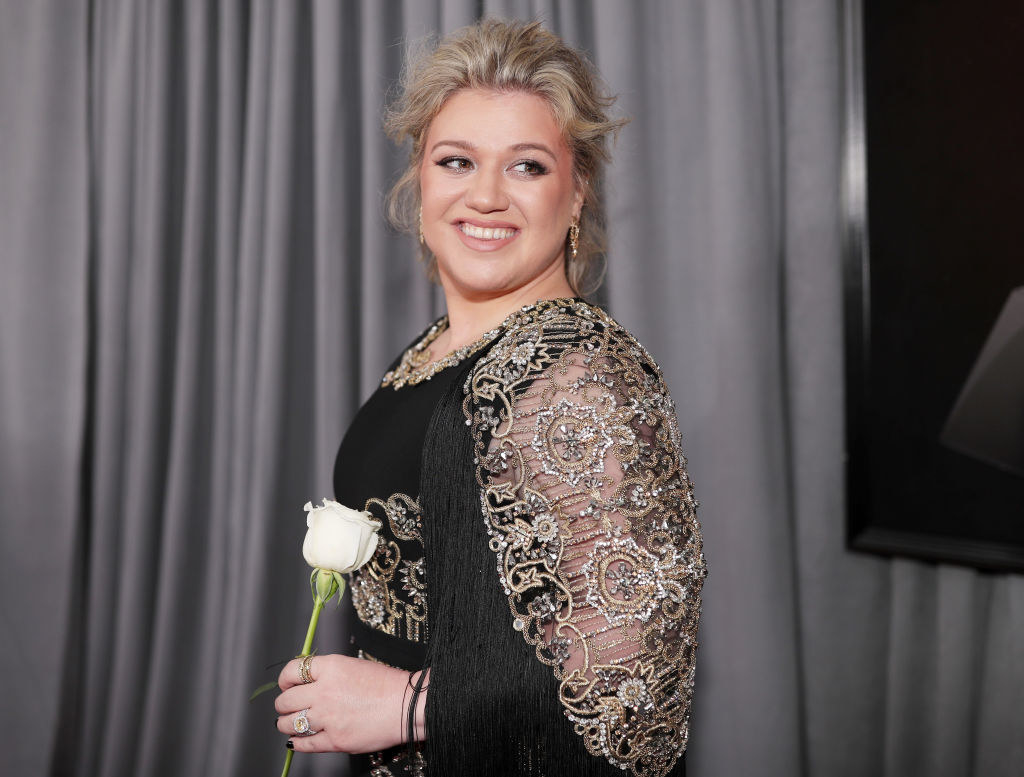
left=385, top=19, right=627, bottom=296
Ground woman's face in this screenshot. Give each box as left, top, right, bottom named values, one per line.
left=419, top=89, right=582, bottom=302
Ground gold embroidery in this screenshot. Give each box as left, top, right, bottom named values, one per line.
left=348, top=493, right=428, bottom=643
left=381, top=315, right=504, bottom=389
left=369, top=747, right=426, bottom=777
left=380, top=298, right=585, bottom=389
left=466, top=299, right=706, bottom=777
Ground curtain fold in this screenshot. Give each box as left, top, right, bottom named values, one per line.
left=0, top=2, right=88, bottom=775
left=0, top=2, right=1020, bottom=776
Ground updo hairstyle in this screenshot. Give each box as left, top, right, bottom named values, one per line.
left=385, top=19, right=627, bottom=296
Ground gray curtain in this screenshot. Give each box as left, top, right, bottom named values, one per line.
left=1, top=1, right=1021, bottom=776
left=0, top=2, right=89, bottom=775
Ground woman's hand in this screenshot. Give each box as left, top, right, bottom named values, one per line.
left=275, top=654, right=426, bottom=754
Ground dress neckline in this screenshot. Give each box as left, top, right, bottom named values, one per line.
left=380, top=296, right=584, bottom=390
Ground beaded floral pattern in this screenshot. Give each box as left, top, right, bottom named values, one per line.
left=348, top=493, right=428, bottom=643
left=464, top=299, right=706, bottom=777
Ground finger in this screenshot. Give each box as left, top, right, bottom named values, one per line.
left=274, top=684, right=316, bottom=715
left=278, top=659, right=299, bottom=691
left=286, top=731, right=331, bottom=754
left=278, top=656, right=317, bottom=691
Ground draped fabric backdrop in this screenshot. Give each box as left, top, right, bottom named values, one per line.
left=1, top=1, right=1021, bottom=776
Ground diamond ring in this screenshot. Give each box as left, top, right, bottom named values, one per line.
left=293, top=709, right=316, bottom=736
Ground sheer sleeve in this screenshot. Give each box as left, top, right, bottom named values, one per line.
left=465, top=303, right=706, bottom=777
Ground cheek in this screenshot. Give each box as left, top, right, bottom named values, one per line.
left=544, top=175, right=577, bottom=212
left=528, top=184, right=575, bottom=230
left=420, top=175, right=457, bottom=217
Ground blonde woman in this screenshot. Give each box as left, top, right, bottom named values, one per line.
left=276, top=20, right=705, bottom=777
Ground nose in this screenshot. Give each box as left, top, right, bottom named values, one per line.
left=464, top=166, right=509, bottom=212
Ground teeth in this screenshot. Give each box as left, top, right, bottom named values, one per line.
left=460, top=223, right=516, bottom=240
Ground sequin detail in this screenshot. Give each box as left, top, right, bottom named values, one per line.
left=348, top=493, right=428, bottom=643
left=369, top=747, right=426, bottom=777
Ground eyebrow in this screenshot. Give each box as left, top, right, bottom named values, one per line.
left=429, top=140, right=558, bottom=158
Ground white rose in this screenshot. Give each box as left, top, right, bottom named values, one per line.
left=302, top=499, right=381, bottom=574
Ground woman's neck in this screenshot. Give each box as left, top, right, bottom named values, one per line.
left=437, top=274, right=575, bottom=354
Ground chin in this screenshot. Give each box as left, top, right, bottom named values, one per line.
left=444, top=275, right=519, bottom=300
left=435, top=258, right=511, bottom=289
left=431, top=238, right=570, bottom=300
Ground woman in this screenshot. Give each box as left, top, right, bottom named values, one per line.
left=276, top=19, right=705, bottom=777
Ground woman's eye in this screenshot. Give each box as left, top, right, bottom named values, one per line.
left=511, top=160, right=548, bottom=176
left=438, top=156, right=473, bottom=172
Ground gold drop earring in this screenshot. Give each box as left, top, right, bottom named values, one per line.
left=419, top=206, right=425, bottom=246
left=568, top=220, right=580, bottom=260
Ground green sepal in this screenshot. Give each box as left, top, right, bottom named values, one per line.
left=332, top=572, right=347, bottom=607
left=311, top=569, right=339, bottom=606
left=308, top=568, right=319, bottom=604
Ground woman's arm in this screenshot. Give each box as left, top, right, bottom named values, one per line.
left=468, top=315, right=705, bottom=776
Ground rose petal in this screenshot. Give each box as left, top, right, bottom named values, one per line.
left=300, top=499, right=381, bottom=573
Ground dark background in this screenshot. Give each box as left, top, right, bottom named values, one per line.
left=851, top=0, right=1024, bottom=564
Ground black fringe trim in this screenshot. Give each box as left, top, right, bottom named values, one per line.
left=416, top=358, right=663, bottom=776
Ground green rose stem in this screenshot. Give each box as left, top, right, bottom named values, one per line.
left=280, top=568, right=346, bottom=777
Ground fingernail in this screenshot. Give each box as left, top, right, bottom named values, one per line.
left=286, top=740, right=294, bottom=750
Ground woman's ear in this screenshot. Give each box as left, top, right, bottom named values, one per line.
left=572, top=184, right=584, bottom=221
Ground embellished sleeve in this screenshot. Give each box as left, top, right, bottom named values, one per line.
left=466, top=305, right=706, bottom=777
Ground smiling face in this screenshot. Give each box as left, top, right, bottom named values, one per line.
left=419, top=89, right=583, bottom=304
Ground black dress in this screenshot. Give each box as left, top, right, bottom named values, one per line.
left=333, top=299, right=704, bottom=777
